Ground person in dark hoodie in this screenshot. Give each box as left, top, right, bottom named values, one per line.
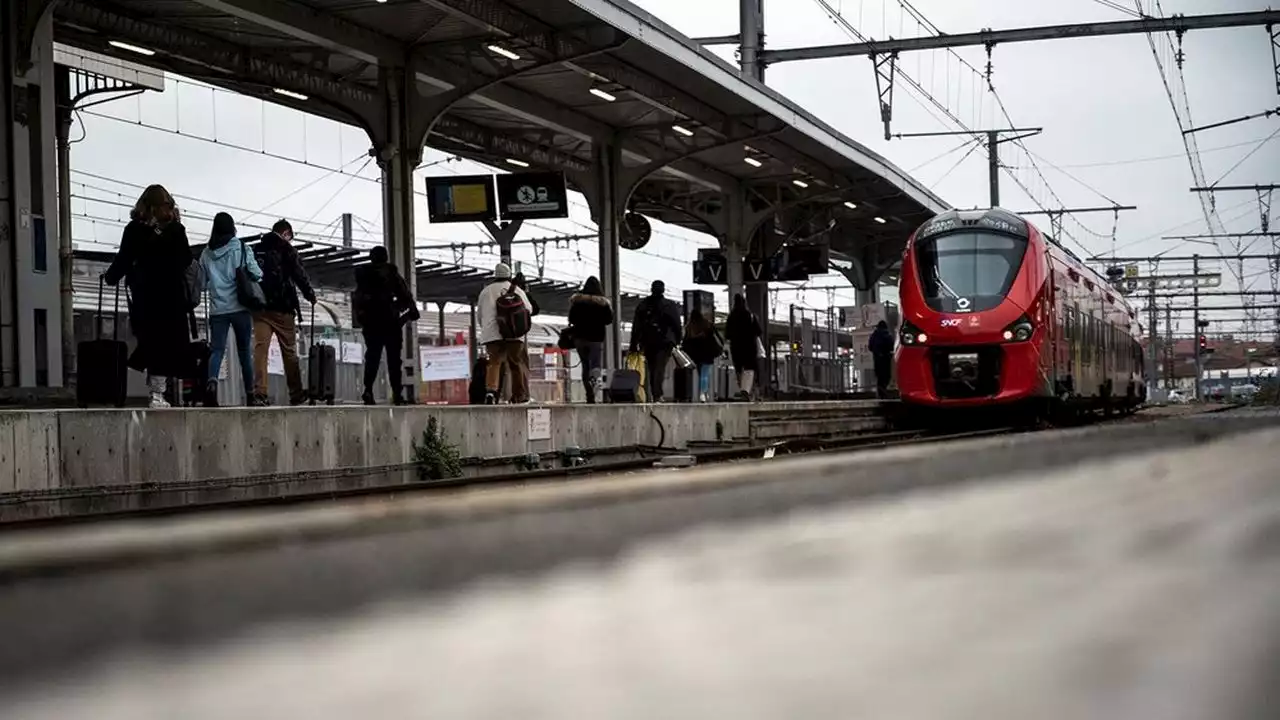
left=868, top=319, right=895, bottom=398
left=103, top=184, right=194, bottom=408
left=251, top=219, right=316, bottom=406
left=567, top=276, right=613, bottom=403
left=681, top=309, right=724, bottom=402
left=353, top=245, right=415, bottom=405
left=200, top=212, right=262, bottom=404
left=629, top=280, right=683, bottom=403
left=726, top=293, right=763, bottom=401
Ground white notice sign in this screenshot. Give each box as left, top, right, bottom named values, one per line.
left=420, top=345, right=471, bottom=382
left=526, top=407, right=551, bottom=441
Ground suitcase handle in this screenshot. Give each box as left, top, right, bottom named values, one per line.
left=96, top=277, right=120, bottom=341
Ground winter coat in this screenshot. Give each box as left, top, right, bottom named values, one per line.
left=201, top=235, right=262, bottom=316
left=681, top=325, right=724, bottom=366
left=476, top=279, right=532, bottom=344
left=354, top=260, right=413, bottom=334
left=256, top=231, right=315, bottom=317
left=567, top=292, right=613, bottom=343
left=629, top=295, right=682, bottom=352
left=726, top=306, right=763, bottom=372
left=103, top=219, right=195, bottom=377
left=868, top=326, right=895, bottom=358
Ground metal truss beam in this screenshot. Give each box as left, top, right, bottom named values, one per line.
left=55, top=1, right=380, bottom=121
left=184, top=0, right=399, bottom=65
left=762, top=11, right=1280, bottom=64
left=428, top=117, right=591, bottom=174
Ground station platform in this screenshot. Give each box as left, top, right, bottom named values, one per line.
left=0, top=400, right=890, bottom=522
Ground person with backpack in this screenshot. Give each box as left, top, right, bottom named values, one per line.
left=353, top=246, right=415, bottom=405
left=102, top=184, right=194, bottom=408
left=476, top=262, right=533, bottom=404
left=200, top=212, right=262, bottom=404
left=868, top=320, right=896, bottom=399
left=250, top=219, right=316, bottom=406
left=629, top=280, right=683, bottom=403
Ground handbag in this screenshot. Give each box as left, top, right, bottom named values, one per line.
left=235, top=240, right=266, bottom=310
left=557, top=326, right=575, bottom=350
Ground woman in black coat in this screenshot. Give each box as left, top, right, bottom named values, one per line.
left=103, top=184, right=194, bottom=408
left=567, top=276, right=613, bottom=403
left=725, top=293, right=763, bottom=399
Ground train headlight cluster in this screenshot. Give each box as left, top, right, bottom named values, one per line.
left=900, top=322, right=926, bottom=346
left=1003, top=316, right=1034, bottom=343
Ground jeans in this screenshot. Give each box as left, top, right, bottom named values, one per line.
left=485, top=340, right=529, bottom=403
left=209, top=311, right=255, bottom=398
left=575, top=340, right=604, bottom=403
left=253, top=311, right=303, bottom=402
left=363, top=327, right=404, bottom=397
left=697, top=364, right=713, bottom=399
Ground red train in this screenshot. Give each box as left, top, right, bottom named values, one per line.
left=895, top=208, right=1146, bottom=418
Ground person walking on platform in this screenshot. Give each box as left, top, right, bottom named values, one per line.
left=252, top=219, right=316, bottom=406
left=354, top=246, right=415, bottom=406
left=477, top=262, right=533, bottom=405
left=103, top=184, right=195, bottom=408
left=868, top=320, right=895, bottom=399
left=567, top=276, right=613, bottom=403
left=200, top=212, right=262, bottom=405
left=726, top=293, right=763, bottom=401
left=629, top=280, right=683, bottom=403
left=681, top=309, right=724, bottom=403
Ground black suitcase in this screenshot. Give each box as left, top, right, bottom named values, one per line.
left=469, top=357, right=489, bottom=404
left=77, top=279, right=129, bottom=408
left=607, top=369, right=641, bottom=403
left=307, top=304, right=337, bottom=405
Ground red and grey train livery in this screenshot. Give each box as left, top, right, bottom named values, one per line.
left=895, top=208, right=1146, bottom=416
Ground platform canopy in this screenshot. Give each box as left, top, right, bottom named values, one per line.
left=53, top=0, right=948, bottom=280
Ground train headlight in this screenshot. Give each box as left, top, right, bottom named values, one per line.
left=900, top=322, right=924, bottom=346
left=1003, top=316, right=1034, bottom=343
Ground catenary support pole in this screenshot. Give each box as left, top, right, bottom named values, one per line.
left=988, top=131, right=1000, bottom=207
left=1193, top=254, right=1202, bottom=401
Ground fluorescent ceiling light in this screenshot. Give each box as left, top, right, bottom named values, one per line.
left=487, top=44, right=520, bottom=61
left=506, top=158, right=530, bottom=168
left=589, top=87, right=617, bottom=102
left=672, top=124, right=694, bottom=137
left=744, top=157, right=763, bottom=168
left=874, top=216, right=887, bottom=224
left=793, top=179, right=809, bottom=188
left=273, top=88, right=309, bottom=101
left=108, top=40, right=155, bottom=57
left=844, top=201, right=858, bottom=209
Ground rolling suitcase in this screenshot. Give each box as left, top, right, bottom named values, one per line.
left=608, top=353, right=645, bottom=404
left=307, top=303, right=337, bottom=406
left=77, top=278, right=129, bottom=408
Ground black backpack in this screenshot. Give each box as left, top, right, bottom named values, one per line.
left=496, top=281, right=532, bottom=339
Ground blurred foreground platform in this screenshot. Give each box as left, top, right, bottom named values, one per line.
left=0, top=410, right=1278, bottom=718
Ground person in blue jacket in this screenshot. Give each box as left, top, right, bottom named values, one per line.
left=201, top=212, right=262, bottom=404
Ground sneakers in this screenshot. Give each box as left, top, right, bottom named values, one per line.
left=362, top=391, right=376, bottom=406
left=204, top=381, right=219, bottom=408
left=148, top=393, right=171, bottom=409
left=484, top=392, right=497, bottom=405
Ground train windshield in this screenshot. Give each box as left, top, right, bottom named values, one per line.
left=915, top=231, right=1027, bottom=313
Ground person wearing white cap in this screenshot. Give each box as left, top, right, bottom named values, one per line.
left=476, top=262, right=533, bottom=404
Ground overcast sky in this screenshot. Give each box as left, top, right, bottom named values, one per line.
left=70, top=0, right=1277, bottom=334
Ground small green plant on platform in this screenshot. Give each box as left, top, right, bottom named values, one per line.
left=412, top=417, right=462, bottom=481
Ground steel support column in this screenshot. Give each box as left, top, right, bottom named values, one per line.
left=593, top=141, right=623, bottom=370
left=55, top=68, right=73, bottom=389
left=376, top=66, right=421, bottom=403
